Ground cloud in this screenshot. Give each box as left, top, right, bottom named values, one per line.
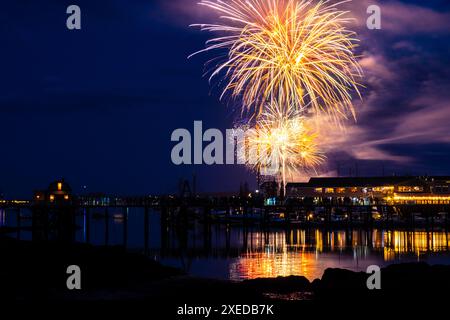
left=377, top=1, right=450, bottom=34
left=359, top=54, right=397, bottom=85
left=335, top=47, right=450, bottom=172
left=341, top=0, right=450, bottom=34
left=313, top=115, right=414, bottom=164
left=156, top=0, right=210, bottom=27
left=351, top=145, right=412, bottom=162
left=392, top=41, right=419, bottom=52
left=389, top=83, right=450, bottom=144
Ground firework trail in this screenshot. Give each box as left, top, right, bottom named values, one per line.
left=190, top=0, right=362, bottom=121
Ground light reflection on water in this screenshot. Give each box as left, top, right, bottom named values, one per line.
left=1, top=208, right=450, bottom=281
left=227, top=229, right=450, bottom=281
left=0, top=209, right=6, bottom=227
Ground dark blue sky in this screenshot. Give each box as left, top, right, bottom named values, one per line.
left=1, top=0, right=450, bottom=198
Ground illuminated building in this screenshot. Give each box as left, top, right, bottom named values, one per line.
left=34, top=179, right=73, bottom=205
left=286, top=176, right=450, bottom=205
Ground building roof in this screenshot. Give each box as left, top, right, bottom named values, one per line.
left=287, top=176, right=450, bottom=188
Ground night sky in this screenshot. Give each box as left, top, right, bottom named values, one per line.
left=1, top=0, right=450, bottom=198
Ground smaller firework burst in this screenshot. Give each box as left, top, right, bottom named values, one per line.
left=235, top=102, right=325, bottom=194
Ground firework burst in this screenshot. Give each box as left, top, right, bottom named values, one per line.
left=191, top=0, right=362, bottom=121
left=236, top=101, right=325, bottom=193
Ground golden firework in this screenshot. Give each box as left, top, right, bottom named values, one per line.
left=236, top=101, right=325, bottom=192
left=191, top=0, right=362, bottom=121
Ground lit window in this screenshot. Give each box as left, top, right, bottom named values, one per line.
left=398, top=186, right=424, bottom=193
left=57, top=182, right=62, bottom=191
left=325, top=188, right=334, bottom=194
left=315, top=188, right=323, bottom=193
left=336, top=188, right=346, bottom=193
left=350, top=187, right=358, bottom=193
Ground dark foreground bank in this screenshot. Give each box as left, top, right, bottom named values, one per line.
left=1, top=237, right=449, bottom=317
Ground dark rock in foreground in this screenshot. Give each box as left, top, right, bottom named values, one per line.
left=0, top=237, right=182, bottom=301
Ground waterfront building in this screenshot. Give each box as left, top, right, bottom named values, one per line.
left=34, top=179, right=73, bottom=205
left=286, top=176, right=450, bottom=205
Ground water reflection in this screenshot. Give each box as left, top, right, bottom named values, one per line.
left=0, top=209, right=5, bottom=227
left=228, top=229, right=450, bottom=281
left=1, top=208, right=449, bottom=281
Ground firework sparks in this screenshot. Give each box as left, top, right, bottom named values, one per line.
left=236, top=102, right=325, bottom=193
left=191, top=0, right=362, bottom=121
